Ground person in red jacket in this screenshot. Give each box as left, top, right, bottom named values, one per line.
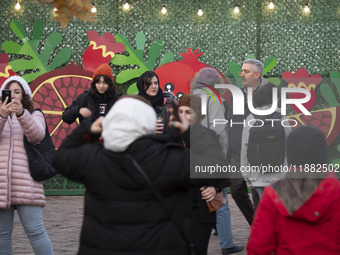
left=247, top=125, right=340, bottom=255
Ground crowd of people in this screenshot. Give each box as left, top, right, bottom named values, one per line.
left=0, top=60, right=339, bottom=255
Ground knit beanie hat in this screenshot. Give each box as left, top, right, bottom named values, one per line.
left=102, top=96, right=156, bottom=152
left=286, top=125, right=328, bottom=165
left=178, top=94, right=203, bottom=123
left=191, top=67, right=223, bottom=90
left=93, top=63, right=114, bottom=82
left=0, top=76, right=32, bottom=99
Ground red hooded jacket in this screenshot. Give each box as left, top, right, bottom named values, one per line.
left=247, top=176, right=340, bottom=255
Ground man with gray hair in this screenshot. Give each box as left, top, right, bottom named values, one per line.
left=227, top=59, right=269, bottom=225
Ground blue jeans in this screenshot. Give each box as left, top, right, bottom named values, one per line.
left=255, top=187, right=264, bottom=200
left=216, top=189, right=234, bottom=248
left=0, top=205, right=53, bottom=255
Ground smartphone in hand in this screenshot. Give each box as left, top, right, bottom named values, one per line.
left=171, top=99, right=179, bottom=121
left=2, top=90, right=11, bottom=103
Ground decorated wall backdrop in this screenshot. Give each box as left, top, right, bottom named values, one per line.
left=0, top=0, right=340, bottom=192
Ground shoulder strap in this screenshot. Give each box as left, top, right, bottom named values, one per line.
left=126, top=154, right=194, bottom=249
left=206, top=96, right=211, bottom=128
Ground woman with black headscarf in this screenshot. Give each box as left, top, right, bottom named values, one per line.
left=137, top=71, right=167, bottom=134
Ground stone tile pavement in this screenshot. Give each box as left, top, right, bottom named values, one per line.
left=12, top=195, right=249, bottom=255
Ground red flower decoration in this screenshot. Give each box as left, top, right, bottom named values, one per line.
left=282, top=68, right=322, bottom=113
left=82, top=31, right=125, bottom=73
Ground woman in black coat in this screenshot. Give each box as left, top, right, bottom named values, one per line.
left=52, top=95, right=226, bottom=255
left=178, top=94, right=229, bottom=255
left=137, top=71, right=167, bottom=134
left=62, top=63, right=119, bottom=124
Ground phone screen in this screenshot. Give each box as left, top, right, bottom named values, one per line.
left=2, top=90, right=11, bottom=103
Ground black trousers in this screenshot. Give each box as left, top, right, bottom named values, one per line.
left=190, top=207, right=214, bottom=255
left=230, top=158, right=255, bottom=225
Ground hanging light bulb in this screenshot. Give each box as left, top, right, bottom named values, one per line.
left=91, top=2, right=97, bottom=13
left=15, top=0, right=21, bottom=10
left=161, top=4, right=167, bottom=14
left=304, top=2, right=310, bottom=13
left=269, top=1, right=274, bottom=9
left=234, top=4, right=239, bottom=14
left=123, top=1, right=130, bottom=10
left=198, top=7, right=203, bottom=16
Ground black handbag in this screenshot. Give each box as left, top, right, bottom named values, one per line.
left=23, top=109, right=57, bottom=181
left=128, top=155, right=200, bottom=255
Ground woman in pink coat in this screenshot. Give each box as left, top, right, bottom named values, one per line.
left=0, top=76, right=53, bottom=254
left=247, top=126, right=340, bottom=255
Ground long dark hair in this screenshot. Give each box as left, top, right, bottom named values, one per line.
left=136, top=71, right=164, bottom=108
left=90, top=75, right=118, bottom=98
left=137, top=71, right=160, bottom=92
left=5, top=81, right=33, bottom=110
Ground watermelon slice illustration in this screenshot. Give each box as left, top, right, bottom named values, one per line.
left=287, top=106, right=340, bottom=146
left=29, top=62, right=93, bottom=148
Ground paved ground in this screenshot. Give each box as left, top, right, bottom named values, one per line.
left=12, top=195, right=249, bottom=255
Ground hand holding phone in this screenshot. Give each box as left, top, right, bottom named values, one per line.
left=170, top=99, right=179, bottom=121
left=2, top=90, right=11, bottom=103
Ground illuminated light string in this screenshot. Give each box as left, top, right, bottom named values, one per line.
left=123, top=1, right=130, bottom=10
left=15, top=0, right=21, bottom=10
left=234, top=4, right=240, bottom=14
left=304, top=2, right=310, bottom=13
left=91, top=2, right=97, bottom=13
left=161, top=4, right=167, bottom=14
left=14, top=1, right=315, bottom=15
left=198, top=6, right=203, bottom=16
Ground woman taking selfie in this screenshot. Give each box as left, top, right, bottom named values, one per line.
left=0, top=76, right=53, bottom=255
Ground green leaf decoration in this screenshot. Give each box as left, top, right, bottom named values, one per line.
left=127, top=83, right=138, bottom=94
left=331, top=145, right=340, bottom=165
left=263, top=57, right=277, bottom=75
left=320, top=82, right=340, bottom=107
left=267, top=77, right=281, bottom=86
left=227, top=61, right=242, bottom=88
left=1, top=20, right=71, bottom=83
left=330, top=71, right=340, bottom=97
left=319, top=71, right=340, bottom=107
left=111, top=32, right=174, bottom=94
left=159, top=52, right=174, bottom=66
left=246, top=54, right=256, bottom=59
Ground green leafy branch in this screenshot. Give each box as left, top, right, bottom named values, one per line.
left=227, top=54, right=279, bottom=88
left=1, top=20, right=71, bottom=83
left=320, top=71, right=340, bottom=107
left=111, top=32, right=174, bottom=94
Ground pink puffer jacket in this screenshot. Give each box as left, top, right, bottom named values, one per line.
left=0, top=109, right=46, bottom=209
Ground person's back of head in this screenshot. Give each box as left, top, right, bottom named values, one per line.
left=191, top=67, right=223, bottom=91
left=286, top=125, right=327, bottom=166
left=252, top=83, right=277, bottom=108
left=102, top=95, right=156, bottom=152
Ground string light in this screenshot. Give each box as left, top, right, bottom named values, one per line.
left=198, top=7, right=203, bottom=16
left=53, top=7, right=57, bottom=12
left=15, top=0, right=21, bottom=10
left=234, top=4, right=239, bottom=14
left=123, top=1, right=130, bottom=10
left=91, top=2, right=97, bottom=13
left=269, top=1, right=274, bottom=9
left=161, top=4, right=167, bottom=14
left=304, top=2, right=310, bottom=13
